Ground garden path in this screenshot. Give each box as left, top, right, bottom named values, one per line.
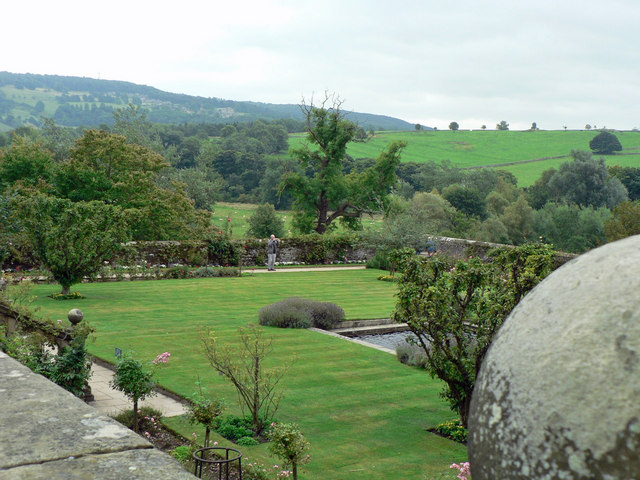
left=88, top=362, right=188, bottom=417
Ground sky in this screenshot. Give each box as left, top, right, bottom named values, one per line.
left=3, top=0, right=639, bottom=130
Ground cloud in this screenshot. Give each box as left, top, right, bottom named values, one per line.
left=2, top=0, right=639, bottom=129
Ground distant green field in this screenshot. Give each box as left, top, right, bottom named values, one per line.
left=290, top=130, right=640, bottom=186
left=212, top=202, right=381, bottom=238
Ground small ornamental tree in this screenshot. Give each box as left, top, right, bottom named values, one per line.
left=110, top=351, right=171, bottom=433
left=186, top=381, right=225, bottom=448
left=247, top=203, right=285, bottom=239
left=392, top=243, right=554, bottom=427
left=589, top=130, right=622, bottom=154
left=200, top=324, right=291, bottom=435
left=268, top=422, right=311, bottom=480
left=13, top=191, right=129, bottom=295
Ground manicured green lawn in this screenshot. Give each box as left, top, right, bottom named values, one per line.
left=31, top=270, right=466, bottom=479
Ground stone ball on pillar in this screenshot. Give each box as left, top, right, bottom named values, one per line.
left=67, top=308, right=84, bottom=325
left=469, top=235, right=640, bottom=479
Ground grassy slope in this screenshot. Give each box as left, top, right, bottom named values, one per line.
left=31, top=270, right=466, bottom=480
left=290, top=130, right=640, bottom=187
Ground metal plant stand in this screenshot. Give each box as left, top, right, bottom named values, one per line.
left=193, top=446, right=242, bottom=480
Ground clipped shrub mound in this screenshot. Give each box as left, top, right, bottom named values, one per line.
left=259, top=297, right=345, bottom=329
left=396, top=342, right=428, bottom=369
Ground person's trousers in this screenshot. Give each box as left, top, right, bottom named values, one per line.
left=268, top=253, right=276, bottom=270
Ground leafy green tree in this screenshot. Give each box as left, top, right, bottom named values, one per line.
left=392, top=243, right=554, bottom=427
left=496, top=120, right=509, bottom=131
left=546, top=150, right=627, bottom=209
left=13, top=192, right=129, bottom=294
left=499, top=196, right=535, bottom=244
left=608, top=165, right=640, bottom=201
left=55, top=129, right=209, bottom=240
left=604, top=201, right=640, bottom=242
left=268, top=422, right=311, bottom=480
left=362, top=192, right=457, bottom=251
left=282, top=96, right=406, bottom=234
left=0, top=136, right=56, bottom=190
left=442, top=184, right=488, bottom=219
left=160, top=167, right=224, bottom=211
left=532, top=203, right=609, bottom=253
left=449, top=121, right=459, bottom=131
left=247, top=203, right=285, bottom=238
left=589, top=131, right=622, bottom=154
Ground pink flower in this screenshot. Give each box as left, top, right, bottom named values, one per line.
left=152, top=352, right=171, bottom=364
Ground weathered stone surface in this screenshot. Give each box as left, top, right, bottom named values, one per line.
left=0, top=449, right=196, bottom=480
left=0, top=352, right=195, bottom=478
left=469, top=235, right=640, bottom=479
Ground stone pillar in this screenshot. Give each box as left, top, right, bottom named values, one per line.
left=468, top=235, right=640, bottom=479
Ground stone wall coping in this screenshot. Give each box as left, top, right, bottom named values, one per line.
left=0, top=352, right=196, bottom=479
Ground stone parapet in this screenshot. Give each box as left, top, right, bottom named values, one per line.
left=0, top=352, right=195, bottom=480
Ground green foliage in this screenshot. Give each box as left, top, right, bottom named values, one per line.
left=186, top=381, right=225, bottom=448
left=396, top=342, right=428, bottom=368
left=268, top=422, right=311, bottom=480
left=608, top=165, right=640, bottom=201
left=48, top=291, right=85, bottom=300
left=200, top=324, right=291, bottom=435
left=366, top=250, right=393, bottom=271
left=589, top=130, right=622, bottom=154
left=282, top=96, right=405, bottom=233
left=42, top=337, right=92, bottom=397
left=110, top=351, right=167, bottom=432
left=13, top=191, right=130, bottom=295
left=393, top=243, right=554, bottom=427
left=247, top=203, right=285, bottom=238
left=113, top=406, right=163, bottom=431
left=605, top=200, right=640, bottom=242
left=215, top=415, right=256, bottom=442
left=258, top=297, right=345, bottom=330
left=171, top=444, right=198, bottom=465
left=531, top=150, right=628, bottom=210
left=434, top=420, right=468, bottom=444
left=496, top=120, right=509, bottom=131
left=442, top=185, right=487, bottom=219
left=533, top=203, right=610, bottom=252
left=206, top=233, right=239, bottom=266
left=237, top=436, right=260, bottom=446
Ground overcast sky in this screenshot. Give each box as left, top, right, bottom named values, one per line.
left=3, top=0, right=639, bottom=130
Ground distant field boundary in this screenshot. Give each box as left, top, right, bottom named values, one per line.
left=463, top=148, right=640, bottom=170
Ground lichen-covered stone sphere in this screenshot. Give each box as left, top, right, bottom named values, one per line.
left=469, top=235, right=640, bottom=480
left=67, top=308, right=84, bottom=325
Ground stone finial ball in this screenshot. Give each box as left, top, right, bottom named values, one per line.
left=469, top=235, right=640, bottom=480
left=67, top=308, right=84, bottom=325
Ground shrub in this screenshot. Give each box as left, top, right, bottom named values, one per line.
left=434, top=420, right=468, bottom=443
left=113, top=406, right=163, bottom=430
left=171, top=444, right=198, bottom=465
left=258, top=297, right=345, bottom=329
left=215, top=415, right=256, bottom=442
left=191, top=266, right=240, bottom=278
left=247, top=203, right=285, bottom=238
left=163, top=266, right=190, bottom=279
left=396, top=342, right=428, bottom=369
left=366, top=250, right=392, bottom=270
left=237, top=436, right=260, bottom=447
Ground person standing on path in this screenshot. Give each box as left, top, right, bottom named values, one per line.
left=267, top=234, right=280, bottom=271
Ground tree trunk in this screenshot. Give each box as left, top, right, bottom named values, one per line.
left=293, top=463, right=298, bottom=480
left=253, top=356, right=260, bottom=434
left=61, top=284, right=71, bottom=295
left=460, top=395, right=472, bottom=429
left=133, top=398, right=139, bottom=433
left=205, top=426, right=210, bottom=448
